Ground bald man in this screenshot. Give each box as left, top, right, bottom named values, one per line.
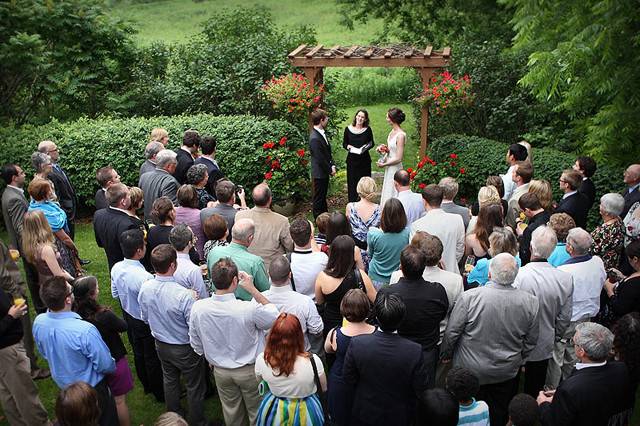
left=622, top=164, right=640, bottom=218
left=235, top=184, right=294, bottom=271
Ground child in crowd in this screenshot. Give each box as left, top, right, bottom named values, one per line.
left=315, top=212, right=330, bottom=246
left=446, top=367, right=490, bottom=426
left=507, top=393, right=539, bottom=426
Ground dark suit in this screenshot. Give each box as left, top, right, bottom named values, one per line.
left=519, top=210, right=551, bottom=265
left=555, top=192, right=589, bottom=229
left=539, top=361, right=630, bottom=426
left=93, top=207, right=141, bottom=270
left=578, top=177, right=596, bottom=210
left=622, top=186, right=640, bottom=218
left=95, top=189, right=108, bottom=210
left=49, top=163, right=77, bottom=239
left=343, top=330, right=427, bottom=426
left=194, top=156, right=224, bottom=198
left=139, top=159, right=156, bottom=178
left=174, top=148, right=194, bottom=185
left=309, top=128, right=334, bottom=218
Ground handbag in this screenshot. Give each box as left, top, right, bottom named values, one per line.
left=309, top=354, right=330, bottom=423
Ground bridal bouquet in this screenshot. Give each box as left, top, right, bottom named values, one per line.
left=376, top=144, right=389, bottom=165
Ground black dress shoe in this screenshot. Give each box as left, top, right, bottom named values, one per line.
left=79, top=258, right=92, bottom=265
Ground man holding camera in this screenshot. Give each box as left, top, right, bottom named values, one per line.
left=200, top=179, right=247, bottom=242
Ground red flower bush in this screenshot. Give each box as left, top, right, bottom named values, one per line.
left=261, top=73, right=324, bottom=116
left=261, top=135, right=309, bottom=202
left=414, top=71, right=473, bottom=115
left=409, top=152, right=469, bottom=193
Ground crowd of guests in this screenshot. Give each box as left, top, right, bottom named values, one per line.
left=0, top=128, right=639, bottom=426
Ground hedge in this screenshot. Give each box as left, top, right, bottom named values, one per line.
left=0, top=114, right=306, bottom=209
left=428, top=134, right=625, bottom=229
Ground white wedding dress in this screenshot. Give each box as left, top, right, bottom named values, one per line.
left=379, top=131, right=404, bottom=207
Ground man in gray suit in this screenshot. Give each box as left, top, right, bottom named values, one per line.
left=439, top=177, right=470, bottom=230
left=0, top=164, right=50, bottom=379
left=139, top=149, right=179, bottom=220
left=139, top=141, right=164, bottom=178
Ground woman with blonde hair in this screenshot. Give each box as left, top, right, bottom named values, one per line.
left=529, top=179, right=553, bottom=211
left=150, top=127, right=169, bottom=146
left=467, top=185, right=502, bottom=235
left=346, top=176, right=381, bottom=253
left=22, top=210, right=74, bottom=312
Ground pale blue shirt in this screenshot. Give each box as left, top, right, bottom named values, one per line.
left=33, top=311, right=115, bottom=388
left=396, top=189, right=425, bottom=225
left=468, top=256, right=522, bottom=286
left=548, top=243, right=571, bottom=267
left=138, top=275, right=195, bottom=345
left=174, top=253, right=209, bottom=299
left=111, top=258, right=153, bottom=320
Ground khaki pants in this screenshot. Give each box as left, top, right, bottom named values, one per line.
left=0, top=342, right=49, bottom=425
left=546, top=318, right=589, bottom=387
left=213, top=364, right=260, bottom=426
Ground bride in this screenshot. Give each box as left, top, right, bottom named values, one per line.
left=377, top=107, right=406, bottom=207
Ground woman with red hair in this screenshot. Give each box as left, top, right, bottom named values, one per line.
left=255, top=313, right=326, bottom=426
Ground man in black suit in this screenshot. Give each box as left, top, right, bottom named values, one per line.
left=94, top=166, right=121, bottom=210
left=37, top=140, right=77, bottom=240
left=621, top=163, right=640, bottom=218
left=194, top=135, right=224, bottom=197
left=343, top=292, right=428, bottom=426
left=555, top=169, right=589, bottom=229
left=174, top=129, right=201, bottom=185
left=516, top=192, right=551, bottom=265
left=537, top=322, right=630, bottom=426
left=382, top=246, right=448, bottom=388
left=573, top=156, right=597, bottom=211
left=93, top=183, right=142, bottom=271
left=309, top=109, right=335, bottom=218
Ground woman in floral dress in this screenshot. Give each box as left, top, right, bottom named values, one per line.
left=591, top=193, right=626, bottom=270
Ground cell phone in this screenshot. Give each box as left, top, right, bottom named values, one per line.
left=235, top=185, right=244, bottom=195
left=607, top=270, right=620, bottom=282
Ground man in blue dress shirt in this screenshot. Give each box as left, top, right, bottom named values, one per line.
left=111, top=229, right=164, bottom=402
left=138, top=244, right=207, bottom=426
left=33, top=276, right=118, bottom=426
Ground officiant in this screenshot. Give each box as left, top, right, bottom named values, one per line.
left=343, top=109, right=375, bottom=202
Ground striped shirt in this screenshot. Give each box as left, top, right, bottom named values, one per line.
left=458, top=399, right=490, bottom=426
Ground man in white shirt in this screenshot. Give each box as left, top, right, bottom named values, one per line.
left=262, top=256, right=323, bottom=351
left=410, top=184, right=465, bottom=274
left=169, top=224, right=209, bottom=299
left=547, top=228, right=605, bottom=386
left=501, top=143, right=529, bottom=200
left=189, top=257, right=279, bottom=426
left=288, top=218, right=327, bottom=300
left=505, top=161, right=533, bottom=229
left=394, top=170, right=425, bottom=225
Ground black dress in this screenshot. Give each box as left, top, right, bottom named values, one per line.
left=343, top=126, right=374, bottom=202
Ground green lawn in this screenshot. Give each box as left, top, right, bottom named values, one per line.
left=109, top=0, right=385, bottom=46
left=0, top=224, right=222, bottom=426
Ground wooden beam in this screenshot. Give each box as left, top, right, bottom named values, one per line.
left=423, top=46, right=433, bottom=57
left=324, top=45, right=340, bottom=57
left=384, top=49, right=393, bottom=58
left=442, top=47, right=451, bottom=57
left=290, top=56, right=449, bottom=68
left=404, top=47, right=414, bottom=58
left=344, top=45, right=358, bottom=57
left=363, top=47, right=375, bottom=58
left=288, top=44, right=307, bottom=58
left=305, top=44, right=324, bottom=58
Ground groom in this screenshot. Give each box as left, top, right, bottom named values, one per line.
left=309, top=109, right=336, bottom=218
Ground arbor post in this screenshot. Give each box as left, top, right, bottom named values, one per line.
left=299, top=67, right=324, bottom=130
left=417, top=68, right=436, bottom=158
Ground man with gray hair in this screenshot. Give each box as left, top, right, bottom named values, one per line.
left=140, top=141, right=164, bottom=177
left=170, top=224, right=209, bottom=300
left=236, top=183, right=294, bottom=271
left=261, top=256, right=323, bottom=351
left=546, top=228, right=606, bottom=386
left=442, top=253, right=539, bottom=426
left=514, top=226, right=573, bottom=397
left=439, top=177, right=470, bottom=229
left=206, top=218, right=270, bottom=300
left=537, top=322, right=630, bottom=425
left=139, top=149, right=179, bottom=219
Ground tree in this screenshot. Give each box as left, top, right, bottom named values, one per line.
left=0, top=0, right=138, bottom=125
left=506, top=0, right=640, bottom=164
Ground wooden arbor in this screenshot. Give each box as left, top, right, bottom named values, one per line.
left=288, top=44, right=451, bottom=156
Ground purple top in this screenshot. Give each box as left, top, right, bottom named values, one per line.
left=175, top=207, right=206, bottom=261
